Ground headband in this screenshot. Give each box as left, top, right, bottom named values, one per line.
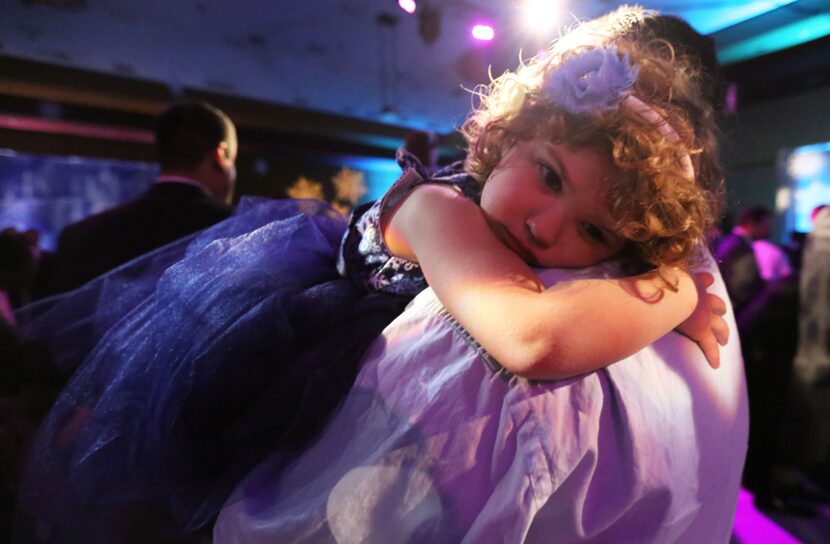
left=543, top=45, right=694, bottom=179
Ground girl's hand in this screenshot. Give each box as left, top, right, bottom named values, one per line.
left=676, top=272, right=729, bottom=369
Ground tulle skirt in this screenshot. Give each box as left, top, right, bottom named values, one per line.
left=13, top=198, right=409, bottom=543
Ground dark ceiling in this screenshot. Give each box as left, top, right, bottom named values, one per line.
left=3, top=0, right=829, bottom=132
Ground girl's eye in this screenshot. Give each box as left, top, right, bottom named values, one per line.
left=583, top=223, right=607, bottom=244
left=541, top=165, right=562, bottom=192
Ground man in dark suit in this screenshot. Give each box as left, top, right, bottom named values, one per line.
left=717, top=205, right=807, bottom=513
left=715, top=206, right=770, bottom=327
left=51, top=101, right=237, bottom=293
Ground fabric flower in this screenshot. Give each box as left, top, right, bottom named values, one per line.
left=544, top=45, right=638, bottom=114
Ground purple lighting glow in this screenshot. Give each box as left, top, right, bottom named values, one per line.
left=471, top=23, right=494, bottom=41
left=398, top=0, right=416, bottom=14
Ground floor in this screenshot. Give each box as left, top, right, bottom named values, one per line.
left=733, top=488, right=830, bottom=543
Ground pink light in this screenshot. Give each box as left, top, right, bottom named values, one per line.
left=0, top=114, right=153, bottom=143
left=732, top=488, right=801, bottom=544
left=398, top=0, right=416, bottom=14
left=471, top=23, right=495, bottom=41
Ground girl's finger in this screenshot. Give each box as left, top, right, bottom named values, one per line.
left=709, top=294, right=727, bottom=316
left=699, top=336, right=721, bottom=369
left=694, top=271, right=714, bottom=288
left=712, top=316, right=730, bottom=346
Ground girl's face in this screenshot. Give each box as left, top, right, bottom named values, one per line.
left=480, top=138, right=625, bottom=268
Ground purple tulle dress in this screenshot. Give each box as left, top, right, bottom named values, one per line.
left=13, top=151, right=480, bottom=543
left=13, top=197, right=411, bottom=543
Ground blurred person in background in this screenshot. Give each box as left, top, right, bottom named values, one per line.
left=717, top=205, right=805, bottom=513
left=50, top=100, right=237, bottom=294
left=403, top=130, right=439, bottom=174
left=790, top=205, right=830, bottom=495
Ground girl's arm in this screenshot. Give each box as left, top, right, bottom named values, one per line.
left=385, top=184, right=726, bottom=380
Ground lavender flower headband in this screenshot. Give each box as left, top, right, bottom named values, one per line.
left=544, top=45, right=694, bottom=179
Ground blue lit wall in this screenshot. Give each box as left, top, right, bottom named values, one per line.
left=337, top=155, right=402, bottom=202
left=0, top=148, right=402, bottom=254
left=0, top=150, right=157, bottom=250
left=779, top=142, right=830, bottom=234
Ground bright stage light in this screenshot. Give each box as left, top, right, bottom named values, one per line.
left=523, top=0, right=560, bottom=34
left=398, top=0, right=416, bottom=15
left=776, top=187, right=791, bottom=212
left=471, top=23, right=495, bottom=41
left=788, top=151, right=826, bottom=179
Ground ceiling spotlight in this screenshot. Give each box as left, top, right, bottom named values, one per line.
left=523, top=0, right=560, bottom=35
left=471, top=23, right=495, bottom=42
left=398, top=0, right=416, bottom=15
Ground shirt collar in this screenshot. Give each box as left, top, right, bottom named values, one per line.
left=154, top=176, right=211, bottom=196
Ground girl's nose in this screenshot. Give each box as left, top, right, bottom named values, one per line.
left=526, top=207, right=564, bottom=248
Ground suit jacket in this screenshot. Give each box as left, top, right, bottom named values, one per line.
left=51, top=181, right=232, bottom=293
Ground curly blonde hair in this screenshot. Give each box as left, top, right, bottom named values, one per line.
left=461, top=6, right=724, bottom=271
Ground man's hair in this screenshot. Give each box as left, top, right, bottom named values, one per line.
left=154, top=101, right=236, bottom=171
left=631, top=14, right=721, bottom=112
left=461, top=6, right=724, bottom=271
left=737, top=205, right=772, bottom=226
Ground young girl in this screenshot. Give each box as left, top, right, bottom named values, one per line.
left=14, top=6, right=726, bottom=543
left=338, top=11, right=726, bottom=378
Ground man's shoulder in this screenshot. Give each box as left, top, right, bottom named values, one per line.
left=62, top=184, right=229, bottom=238
left=715, top=232, right=752, bottom=259
left=59, top=197, right=143, bottom=243
left=147, top=182, right=232, bottom=217
left=374, top=280, right=745, bottom=542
